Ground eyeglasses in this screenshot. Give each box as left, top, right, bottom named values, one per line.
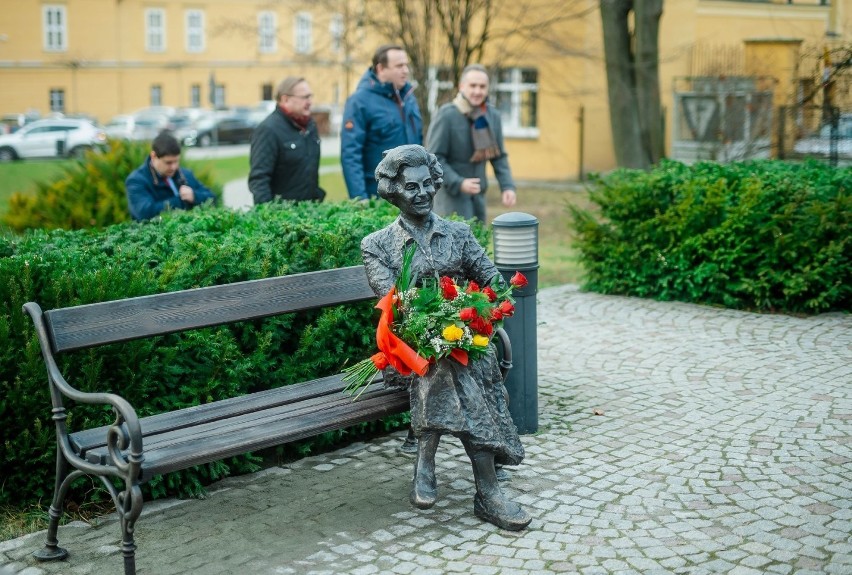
left=286, top=93, right=313, bottom=100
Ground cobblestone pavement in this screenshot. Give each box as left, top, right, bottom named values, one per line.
left=2, top=286, right=850, bottom=575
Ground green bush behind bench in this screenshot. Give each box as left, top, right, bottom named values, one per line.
left=570, top=160, right=850, bottom=313
left=0, top=202, right=490, bottom=507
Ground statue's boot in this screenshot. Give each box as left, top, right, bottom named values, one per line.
left=410, top=432, right=439, bottom=509
left=470, top=451, right=531, bottom=531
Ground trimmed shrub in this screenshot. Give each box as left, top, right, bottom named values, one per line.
left=0, top=202, right=490, bottom=506
left=570, top=160, right=850, bottom=313
left=2, top=139, right=221, bottom=232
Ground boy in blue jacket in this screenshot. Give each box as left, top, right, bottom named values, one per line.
left=126, top=131, right=216, bottom=221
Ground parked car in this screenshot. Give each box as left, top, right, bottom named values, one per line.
left=104, top=114, right=170, bottom=141
left=0, top=118, right=107, bottom=161
left=175, top=115, right=255, bottom=147
left=793, top=115, right=852, bottom=158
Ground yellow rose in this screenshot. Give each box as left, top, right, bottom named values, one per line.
left=442, top=324, right=464, bottom=342
left=472, top=334, right=489, bottom=347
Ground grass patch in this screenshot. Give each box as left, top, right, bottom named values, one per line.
left=0, top=159, right=73, bottom=218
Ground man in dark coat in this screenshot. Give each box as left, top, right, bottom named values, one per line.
left=249, top=76, right=324, bottom=204
left=126, top=131, right=216, bottom=221
left=426, top=64, right=516, bottom=223
left=341, top=45, right=423, bottom=201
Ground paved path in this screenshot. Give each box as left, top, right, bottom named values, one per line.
left=1, top=287, right=850, bottom=574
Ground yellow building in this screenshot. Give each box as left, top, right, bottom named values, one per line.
left=0, top=0, right=848, bottom=178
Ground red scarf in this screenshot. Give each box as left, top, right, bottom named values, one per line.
left=280, top=105, right=310, bottom=131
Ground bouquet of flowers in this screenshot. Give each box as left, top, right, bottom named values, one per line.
left=343, top=245, right=528, bottom=398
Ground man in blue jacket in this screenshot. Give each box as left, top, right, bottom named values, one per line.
left=341, top=44, right=423, bottom=200
left=126, top=131, right=216, bottom=221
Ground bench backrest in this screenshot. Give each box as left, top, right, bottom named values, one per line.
left=44, top=265, right=376, bottom=353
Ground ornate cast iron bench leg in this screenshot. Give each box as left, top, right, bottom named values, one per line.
left=33, top=451, right=75, bottom=562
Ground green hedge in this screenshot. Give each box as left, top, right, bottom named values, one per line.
left=570, top=160, right=850, bottom=313
left=0, top=202, right=489, bottom=506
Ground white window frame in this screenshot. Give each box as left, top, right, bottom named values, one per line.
left=258, top=11, right=277, bottom=53
left=329, top=14, right=344, bottom=53
left=493, top=68, right=539, bottom=138
left=294, top=12, right=312, bottom=54
left=49, top=88, right=65, bottom=113
left=426, top=67, right=455, bottom=113
left=213, top=84, right=225, bottom=109
left=145, top=8, right=166, bottom=53
left=150, top=85, right=162, bottom=106
left=190, top=84, right=201, bottom=107
left=43, top=5, right=68, bottom=52
left=185, top=10, right=205, bottom=53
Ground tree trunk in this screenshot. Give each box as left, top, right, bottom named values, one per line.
left=635, top=0, right=664, bottom=165
left=600, top=0, right=663, bottom=169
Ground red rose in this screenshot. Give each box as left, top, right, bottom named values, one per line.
left=490, top=308, right=504, bottom=321
left=470, top=316, right=493, bottom=336
left=482, top=287, right=497, bottom=302
left=459, top=307, right=477, bottom=321
left=465, top=281, right=480, bottom=293
left=498, top=300, right=515, bottom=317
left=510, top=271, right=528, bottom=289
left=440, top=276, right=458, bottom=300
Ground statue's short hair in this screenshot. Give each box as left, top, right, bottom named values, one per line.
left=375, top=145, right=443, bottom=201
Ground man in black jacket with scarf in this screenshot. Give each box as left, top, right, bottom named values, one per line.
left=249, top=76, right=325, bottom=204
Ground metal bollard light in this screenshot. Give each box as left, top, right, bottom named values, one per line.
left=491, top=212, right=539, bottom=434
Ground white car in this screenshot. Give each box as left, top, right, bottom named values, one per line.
left=793, top=115, right=852, bottom=159
left=0, top=118, right=107, bottom=161
left=104, top=114, right=169, bottom=141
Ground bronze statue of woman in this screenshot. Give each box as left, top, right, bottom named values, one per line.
left=361, top=144, right=531, bottom=531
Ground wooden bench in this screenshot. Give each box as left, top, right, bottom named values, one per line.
left=24, top=264, right=513, bottom=575
left=23, top=266, right=405, bottom=575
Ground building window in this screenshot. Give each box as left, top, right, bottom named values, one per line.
left=145, top=8, right=166, bottom=53
left=43, top=5, right=67, bottom=52
left=49, top=89, right=65, bottom=113
left=492, top=68, right=538, bottom=138
left=258, top=11, right=277, bottom=53
left=295, top=12, right=312, bottom=54
left=261, top=83, right=273, bottom=101
left=330, top=14, right=344, bottom=53
left=213, top=84, right=225, bottom=109
left=185, top=10, right=205, bottom=53
left=426, top=67, right=456, bottom=112
left=150, top=85, right=162, bottom=106
left=190, top=84, right=201, bottom=107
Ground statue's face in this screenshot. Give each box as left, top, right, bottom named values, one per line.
left=395, top=164, right=435, bottom=218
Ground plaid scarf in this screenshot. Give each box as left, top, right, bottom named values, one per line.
left=452, top=92, right=501, bottom=162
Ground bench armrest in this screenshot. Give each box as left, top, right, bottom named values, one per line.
left=494, top=327, right=512, bottom=381
left=23, top=302, right=144, bottom=475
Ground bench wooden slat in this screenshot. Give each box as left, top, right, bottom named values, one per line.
left=79, top=385, right=409, bottom=480
left=140, top=389, right=408, bottom=479
left=69, top=373, right=385, bottom=456
left=45, top=266, right=376, bottom=353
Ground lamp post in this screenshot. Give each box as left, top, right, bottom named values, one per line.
left=492, top=212, right=538, bottom=434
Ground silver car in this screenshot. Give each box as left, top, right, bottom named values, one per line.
left=0, top=118, right=107, bottom=161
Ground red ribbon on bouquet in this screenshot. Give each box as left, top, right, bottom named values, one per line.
left=370, top=287, right=430, bottom=376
